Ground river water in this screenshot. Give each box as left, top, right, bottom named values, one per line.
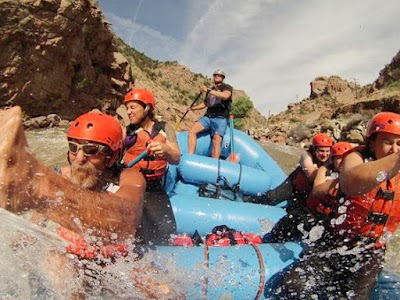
left=0, top=128, right=398, bottom=299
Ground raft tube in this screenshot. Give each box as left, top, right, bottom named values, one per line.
left=169, top=194, right=286, bottom=235
left=169, top=130, right=287, bottom=189
left=178, top=153, right=273, bottom=196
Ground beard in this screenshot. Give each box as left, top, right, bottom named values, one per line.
left=70, top=161, right=101, bottom=189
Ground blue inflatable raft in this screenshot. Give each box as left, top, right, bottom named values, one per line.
left=154, top=128, right=400, bottom=299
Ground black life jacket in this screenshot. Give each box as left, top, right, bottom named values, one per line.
left=205, top=83, right=233, bottom=118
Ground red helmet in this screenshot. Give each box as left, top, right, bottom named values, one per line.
left=312, top=133, right=334, bottom=147
left=67, top=113, right=122, bottom=152
left=366, top=112, right=400, bottom=138
left=331, top=141, right=353, bottom=157
left=124, top=89, right=155, bottom=110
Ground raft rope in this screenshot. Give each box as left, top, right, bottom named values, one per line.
left=202, top=245, right=210, bottom=300
left=251, top=244, right=266, bottom=300
left=201, top=244, right=265, bottom=300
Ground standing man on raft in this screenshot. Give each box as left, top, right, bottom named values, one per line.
left=188, top=69, right=233, bottom=159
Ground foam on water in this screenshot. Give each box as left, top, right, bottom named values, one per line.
left=0, top=209, right=195, bottom=299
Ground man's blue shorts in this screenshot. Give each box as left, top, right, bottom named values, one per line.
left=198, top=116, right=228, bottom=137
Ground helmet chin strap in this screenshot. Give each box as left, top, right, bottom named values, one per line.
left=138, top=105, right=151, bottom=126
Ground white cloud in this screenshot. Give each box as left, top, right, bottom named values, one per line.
left=104, top=0, right=400, bottom=115
left=107, top=13, right=181, bottom=61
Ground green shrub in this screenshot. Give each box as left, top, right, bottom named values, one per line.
left=231, top=96, right=253, bottom=118
left=161, top=80, right=172, bottom=89
left=233, top=118, right=246, bottom=130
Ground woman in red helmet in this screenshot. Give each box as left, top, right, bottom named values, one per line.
left=122, top=88, right=180, bottom=245
left=251, top=133, right=334, bottom=204
left=123, top=89, right=180, bottom=171
left=279, top=112, right=400, bottom=299
left=250, top=132, right=334, bottom=242
left=307, top=141, right=353, bottom=222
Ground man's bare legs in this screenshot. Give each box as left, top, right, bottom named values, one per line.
left=188, top=121, right=223, bottom=158
left=0, top=106, right=144, bottom=244
left=188, top=121, right=205, bottom=154
left=211, top=134, right=223, bottom=159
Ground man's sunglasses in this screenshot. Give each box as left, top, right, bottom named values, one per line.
left=68, top=141, right=108, bottom=156
left=213, top=74, right=224, bottom=77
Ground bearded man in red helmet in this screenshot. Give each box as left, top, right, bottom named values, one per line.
left=0, top=106, right=146, bottom=252
left=122, top=88, right=181, bottom=245
left=0, top=106, right=182, bottom=299
left=278, top=112, right=400, bottom=300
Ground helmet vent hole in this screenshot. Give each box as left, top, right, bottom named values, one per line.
left=388, top=120, right=393, bottom=125
left=87, top=123, right=94, bottom=129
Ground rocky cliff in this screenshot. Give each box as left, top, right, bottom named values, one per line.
left=257, top=50, right=400, bottom=148
left=0, top=0, right=134, bottom=119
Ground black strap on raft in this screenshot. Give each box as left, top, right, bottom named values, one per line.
left=198, top=159, right=243, bottom=201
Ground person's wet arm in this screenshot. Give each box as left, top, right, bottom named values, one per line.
left=299, top=151, right=318, bottom=181
left=115, top=168, right=146, bottom=231
left=340, top=151, right=400, bottom=196
left=30, top=161, right=145, bottom=243
left=311, top=165, right=334, bottom=197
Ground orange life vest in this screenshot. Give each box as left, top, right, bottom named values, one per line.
left=334, top=175, right=400, bottom=241
left=123, top=122, right=168, bottom=180
left=291, top=151, right=330, bottom=197
left=332, top=146, right=400, bottom=244
left=290, top=166, right=313, bottom=195
left=306, top=180, right=341, bottom=218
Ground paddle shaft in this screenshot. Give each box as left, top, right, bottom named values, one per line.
left=174, top=92, right=203, bottom=130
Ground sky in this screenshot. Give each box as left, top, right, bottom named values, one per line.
left=97, top=0, right=400, bottom=116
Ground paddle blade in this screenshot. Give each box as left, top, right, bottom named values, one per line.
left=228, top=152, right=240, bottom=163
left=173, top=121, right=180, bottom=132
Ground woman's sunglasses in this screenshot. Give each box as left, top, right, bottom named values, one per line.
left=68, top=141, right=107, bottom=156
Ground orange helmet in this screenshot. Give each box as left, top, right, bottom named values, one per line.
left=331, top=141, right=353, bottom=157
left=366, top=112, right=400, bottom=138
left=312, top=133, right=334, bottom=147
left=124, top=89, right=155, bottom=110
left=67, top=113, right=122, bottom=152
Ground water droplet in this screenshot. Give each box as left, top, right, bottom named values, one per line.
left=376, top=171, right=387, bottom=183
left=330, top=172, right=339, bottom=180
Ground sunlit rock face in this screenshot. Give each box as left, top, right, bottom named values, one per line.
left=0, top=0, right=132, bottom=119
